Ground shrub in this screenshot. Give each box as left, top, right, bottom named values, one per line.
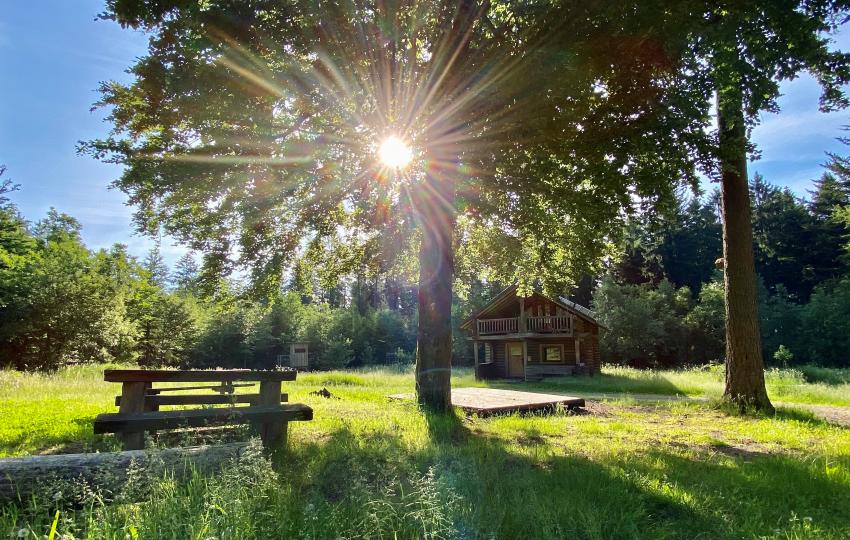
left=773, top=345, right=793, bottom=368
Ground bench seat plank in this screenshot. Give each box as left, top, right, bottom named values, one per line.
left=94, top=404, right=312, bottom=434
left=104, top=369, right=296, bottom=383
left=147, top=383, right=256, bottom=394
left=115, top=393, right=289, bottom=407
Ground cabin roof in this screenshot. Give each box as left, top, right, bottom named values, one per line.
left=459, top=284, right=602, bottom=330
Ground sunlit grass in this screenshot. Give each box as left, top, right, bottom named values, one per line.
left=1, top=364, right=849, bottom=538
left=533, top=364, right=850, bottom=407
left=1, top=363, right=848, bottom=458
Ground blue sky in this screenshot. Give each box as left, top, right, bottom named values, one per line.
left=2, top=1, right=850, bottom=266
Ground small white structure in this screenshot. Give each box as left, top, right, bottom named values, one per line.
left=288, top=342, right=309, bottom=369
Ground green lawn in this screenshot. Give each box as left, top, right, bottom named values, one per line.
left=1, top=365, right=849, bottom=539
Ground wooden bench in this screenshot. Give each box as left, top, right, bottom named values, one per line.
left=95, top=369, right=311, bottom=451
left=114, top=392, right=289, bottom=407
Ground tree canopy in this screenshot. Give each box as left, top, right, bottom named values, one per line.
left=84, top=0, right=713, bottom=296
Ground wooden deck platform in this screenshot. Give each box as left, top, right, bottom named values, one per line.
left=389, top=387, right=585, bottom=415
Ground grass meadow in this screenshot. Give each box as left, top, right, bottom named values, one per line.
left=0, top=364, right=849, bottom=539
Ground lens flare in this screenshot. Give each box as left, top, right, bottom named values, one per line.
left=378, top=136, right=413, bottom=169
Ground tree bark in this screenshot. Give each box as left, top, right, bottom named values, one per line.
left=0, top=443, right=250, bottom=502
left=717, top=84, right=774, bottom=412
left=414, top=165, right=455, bottom=412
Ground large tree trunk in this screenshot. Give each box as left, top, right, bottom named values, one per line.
left=412, top=0, right=478, bottom=412
left=414, top=167, right=455, bottom=412
left=717, top=85, right=773, bottom=413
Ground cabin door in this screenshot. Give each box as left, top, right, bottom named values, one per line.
left=506, top=342, right=524, bottom=378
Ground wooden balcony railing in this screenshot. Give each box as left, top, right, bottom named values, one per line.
left=476, top=316, right=573, bottom=335
left=526, top=316, right=572, bottom=334
left=477, top=317, right=518, bottom=335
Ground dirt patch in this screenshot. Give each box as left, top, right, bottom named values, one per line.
left=798, top=405, right=850, bottom=427
left=581, top=400, right=614, bottom=417
left=708, top=441, right=777, bottom=459
left=39, top=442, right=88, bottom=455
left=666, top=438, right=778, bottom=459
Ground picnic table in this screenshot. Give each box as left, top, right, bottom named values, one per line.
left=95, top=369, right=312, bottom=451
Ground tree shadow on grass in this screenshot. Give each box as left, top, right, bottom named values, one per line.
left=626, top=449, right=850, bottom=538
left=773, top=405, right=850, bottom=429
left=280, top=406, right=850, bottom=539
left=282, top=410, right=724, bottom=539
left=488, top=372, right=689, bottom=399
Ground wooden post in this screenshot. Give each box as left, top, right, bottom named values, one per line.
left=522, top=340, right=528, bottom=381
left=519, top=297, right=526, bottom=333
left=118, top=382, right=147, bottom=450
left=143, top=382, right=158, bottom=412
left=258, top=380, right=285, bottom=449
left=473, top=341, right=480, bottom=380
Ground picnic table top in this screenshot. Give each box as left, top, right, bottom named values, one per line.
left=104, top=369, right=297, bottom=383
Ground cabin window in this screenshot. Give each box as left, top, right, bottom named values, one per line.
left=541, top=344, right=563, bottom=363
left=484, top=343, right=493, bottom=363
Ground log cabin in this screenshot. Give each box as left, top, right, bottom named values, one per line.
left=460, top=285, right=603, bottom=380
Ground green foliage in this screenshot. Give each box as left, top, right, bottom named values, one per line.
left=84, top=0, right=730, bottom=303
left=598, top=172, right=850, bottom=369
left=774, top=345, right=794, bottom=369
left=293, top=300, right=415, bottom=370
left=594, top=276, right=719, bottom=367
left=597, top=268, right=850, bottom=369
left=799, top=279, right=850, bottom=366
left=0, top=198, right=420, bottom=372
left=0, top=205, right=202, bottom=370
left=135, top=292, right=202, bottom=367
left=0, top=210, right=135, bottom=370
left=171, top=252, right=200, bottom=293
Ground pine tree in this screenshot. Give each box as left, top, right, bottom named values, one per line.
left=172, top=252, right=200, bottom=293
left=143, top=242, right=169, bottom=288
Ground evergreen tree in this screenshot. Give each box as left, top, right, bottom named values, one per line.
left=172, top=252, right=200, bottom=293
left=143, top=241, right=170, bottom=288
left=807, top=172, right=850, bottom=283
left=750, top=174, right=815, bottom=299
left=658, top=193, right=722, bottom=294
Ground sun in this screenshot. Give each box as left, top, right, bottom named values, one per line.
left=378, top=136, right=413, bottom=169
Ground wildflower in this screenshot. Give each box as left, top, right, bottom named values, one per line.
left=52, top=491, right=63, bottom=501
left=16, top=529, right=27, bottom=539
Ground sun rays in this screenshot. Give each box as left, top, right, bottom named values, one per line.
left=140, top=1, right=560, bottom=273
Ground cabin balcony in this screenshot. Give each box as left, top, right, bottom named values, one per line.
left=475, top=316, right=574, bottom=337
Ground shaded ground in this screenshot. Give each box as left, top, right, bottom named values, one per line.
left=579, top=391, right=850, bottom=427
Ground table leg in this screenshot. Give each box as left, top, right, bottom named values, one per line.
left=143, top=382, right=158, bottom=412
left=119, top=381, right=147, bottom=450
left=258, top=380, right=285, bottom=449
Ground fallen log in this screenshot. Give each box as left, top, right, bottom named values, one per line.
left=0, top=442, right=251, bottom=503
